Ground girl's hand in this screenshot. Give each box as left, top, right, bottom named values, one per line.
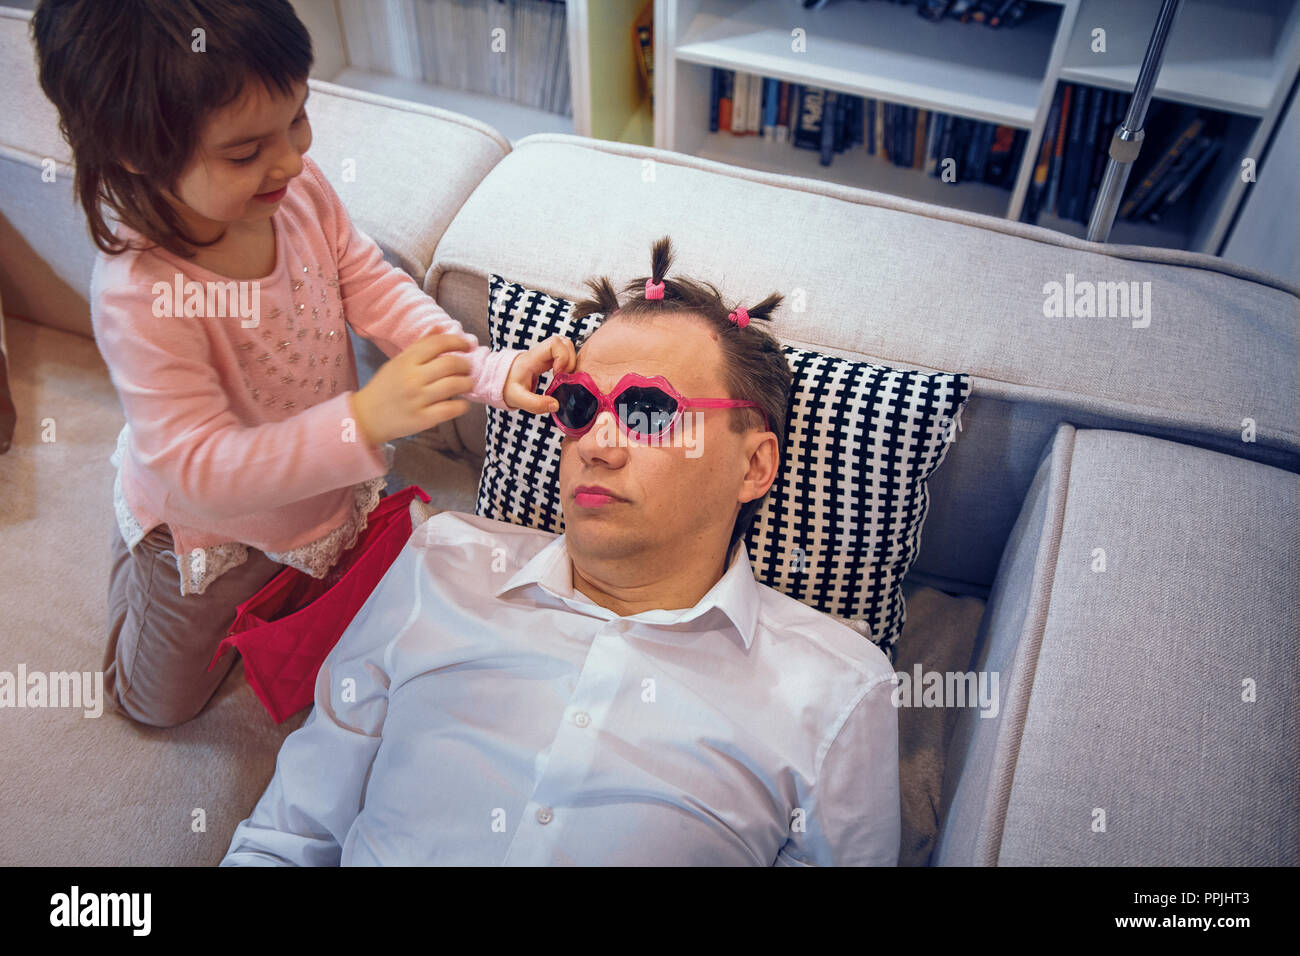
left=350, top=333, right=477, bottom=446
left=502, top=336, right=577, bottom=414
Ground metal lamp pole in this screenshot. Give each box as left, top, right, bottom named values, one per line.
left=1085, top=0, right=1185, bottom=243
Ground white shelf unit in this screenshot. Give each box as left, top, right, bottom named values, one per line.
left=655, top=0, right=1300, bottom=255
left=292, top=0, right=655, bottom=147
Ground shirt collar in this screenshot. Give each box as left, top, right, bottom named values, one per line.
left=494, top=534, right=760, bottom=650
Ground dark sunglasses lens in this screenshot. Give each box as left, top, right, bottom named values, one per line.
left=617, top=387, right=678, bottom=435
left=552, top=383, right=599, bottom=430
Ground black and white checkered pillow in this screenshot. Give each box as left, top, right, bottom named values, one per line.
left=475, top=274, right=971, bottom=661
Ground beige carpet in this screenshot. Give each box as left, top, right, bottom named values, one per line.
left=0, top=315, right=984, bottom=865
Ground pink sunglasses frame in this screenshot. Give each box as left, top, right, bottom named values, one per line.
left=544, top=370, right=768, bottom=439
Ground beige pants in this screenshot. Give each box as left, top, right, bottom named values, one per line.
left=104, top=523, right=285, bottom=727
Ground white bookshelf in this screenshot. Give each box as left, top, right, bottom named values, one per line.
left=655, top=0, right=1300, bottom=256
left=292, top=0, right=655, bottom=147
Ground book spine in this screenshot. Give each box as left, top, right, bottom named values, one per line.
left=985, top=124, right=1014, bottom=185
left=820, top=90, right=839, bottom=165
left=775, top=82, right=792, bottom=144
left=748, top=71, right=763, bottom=134
left=1135, top=132, right=1210, bottom=219
left=1076, top=85, right=1105, bottom=222
left=1062, top=84, right=1090, bottom=221
left=866, top=98, right=876, bottom=156
left=794, top=85, right=823, bottom=151
left=719, top=70, right=734, bottom=133
left=1086, top=90, right=1114, bottom=215
left=1120, top=114, right=1206, bottom=218
left=1030, top=113, right=1054, bottom=217
left=837, top=92, right=847, bottom=153
left=1044, top=84, right=1073, bottom=216
left=1149, top=138, right=1220, bottom=219
left=1008, top=129, right=1028, bottom=188
left=878, top=100, right=888, bottom=162
left=924, top=108, right=942, bottom=175
left=903, top=106, right=916, bottom=167
left=949, top=117, right=970, bottom=179
left=733, top=72, right=749, bottom=134
left=883, top=102, right=893, bottom=163
left=914, top=108, right=928, bottom=169
left=759, top=78, right=769, bottom=140
left=934, top=114, right=953, bottom=177
left=709, top=68, right=721, bottom=133
left=971, top=122, right=993, bottom=182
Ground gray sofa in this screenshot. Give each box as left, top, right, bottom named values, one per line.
left=0, top=5, right=1295, bottom=866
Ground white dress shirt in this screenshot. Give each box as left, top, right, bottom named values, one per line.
left=221, top=511, right=900, bottom=866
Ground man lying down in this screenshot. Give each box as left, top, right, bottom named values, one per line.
left=222, top=244, right=901, bottom=866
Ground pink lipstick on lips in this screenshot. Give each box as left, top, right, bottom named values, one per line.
left=574, top=485, right=625, bottom=508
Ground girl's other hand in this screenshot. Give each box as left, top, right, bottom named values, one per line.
left=502, top=335, right=577, bottom=414
left=350, top=333, right=477, bottom=447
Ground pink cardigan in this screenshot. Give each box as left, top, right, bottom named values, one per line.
left=93, top=155, right=518, bottom=584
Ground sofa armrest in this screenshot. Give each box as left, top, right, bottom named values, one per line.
left=935, top=424, right=1299, bottom=865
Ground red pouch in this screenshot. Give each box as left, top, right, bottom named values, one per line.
left=208, top=484, right=430, bottom=724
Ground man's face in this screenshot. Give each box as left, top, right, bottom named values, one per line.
left=164, top=78, right=312, bottom=231
left=559, top=313, right=771, bottom=567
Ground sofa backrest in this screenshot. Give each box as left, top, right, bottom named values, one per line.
left=427, top=134, right=1299, bottom=593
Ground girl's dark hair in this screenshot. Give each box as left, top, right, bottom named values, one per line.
left=571, top=236, right=793, bottom=563
left=30, top=0, right=313, bottom=258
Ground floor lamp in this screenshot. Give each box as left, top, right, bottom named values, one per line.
left=1086, top=0, right=1186, bottom=243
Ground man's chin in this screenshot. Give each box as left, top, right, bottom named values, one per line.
left=563, top=515, right=645, bottom=560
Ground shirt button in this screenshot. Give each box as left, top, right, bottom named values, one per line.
left=536, top=807, right=553, bottom=825
left=613, top=619, right=630, bottom=633
left=573, top=711, right=590, bottom=728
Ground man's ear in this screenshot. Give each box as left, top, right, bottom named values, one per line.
left=738, top=431, right=779, bottom=505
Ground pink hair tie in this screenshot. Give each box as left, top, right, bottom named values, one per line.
left=728, top=307, right=750, bottom=328
left=645, top=278, right=665, bottom=300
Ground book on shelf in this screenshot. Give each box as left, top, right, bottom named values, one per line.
left=733, top=72, right=749, bottom=134
left=1023, top=88, right=1060, bottom=222
left=762, top=77, right=779, bottom=142
left=1119, top=111, right=1207, bottom=219
left=801, top=0, right=1034, bottom=25
left=1022, top=81, right=1226, bottom=229
left=1043, top=83, right=1072, bottom=220
left=821, top=91, right=840, bottom=165
left=915, top=0, right=1035, bottom=28
left=1145, top=137, right=1221, bottom=224
left=335, top=0, right=572, bottom=116
left=707, top=68, right=1028, bottom=185
left=748, top=70, right=763, bottom=134
left=793, top=85, right=820, bottom=150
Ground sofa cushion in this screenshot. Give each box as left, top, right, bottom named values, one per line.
left=935, top=424, right=1299, bottom=865
left=428, top=133, right=1299, bottom=594
left=474, top=273, right=969, bottom=659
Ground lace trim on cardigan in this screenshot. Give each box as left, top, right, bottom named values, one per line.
left=111, top=426, right=388, bottom=597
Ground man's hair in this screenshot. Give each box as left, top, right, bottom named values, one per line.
left=570, top=235, right=793, bottom=563
left=30, top=0, right=313, bottom=259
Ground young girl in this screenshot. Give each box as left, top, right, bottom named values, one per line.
left=31, top=0, right=573, bottom=728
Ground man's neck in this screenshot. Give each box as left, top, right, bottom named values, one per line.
left=570, top=542, right=733, bottom=618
